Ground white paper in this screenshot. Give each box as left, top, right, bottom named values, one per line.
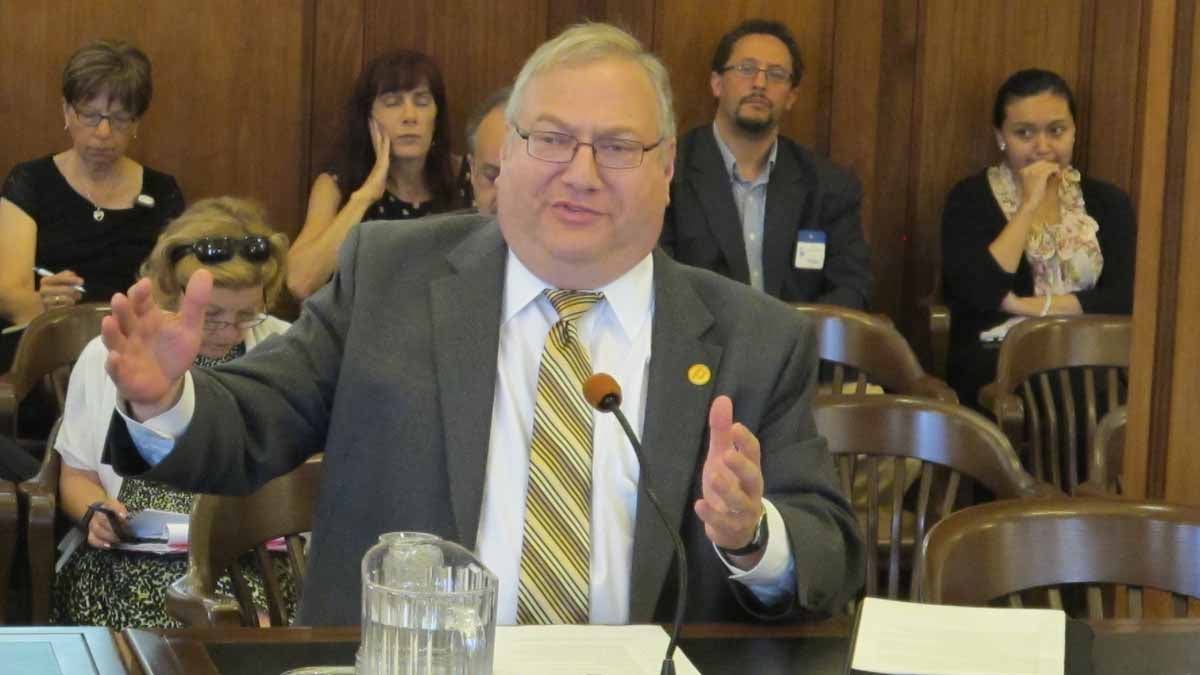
left=493, top=625, right=700, bottom=675
left=851, top=597, right=1065, bottom=675
left=126, top=508, right=189, bottom=540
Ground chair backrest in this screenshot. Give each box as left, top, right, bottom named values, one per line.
left=921, top=497, right=1200, bottom=619
left=985, top=315, right=1131, bottom=494
left=167, top=456, right=322, bottom=627
left=815, top=395, right=1046, bottom=600
left=0, top=304, right=111, bottom=437
left=793, top=304, right=956, bottom=402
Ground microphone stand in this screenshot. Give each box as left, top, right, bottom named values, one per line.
left=604, top=399, right=688, bottom=675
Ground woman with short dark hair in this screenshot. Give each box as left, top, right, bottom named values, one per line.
left=287, top=50, right=462, bottom=299
left=0, top=40, right=184, bottom=369
left=941, top=69, right=1136, bottom=409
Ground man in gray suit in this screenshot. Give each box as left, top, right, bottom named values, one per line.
left=662, top=19, right=872, bottom=309
left=100, top=24, right=863, bottom=626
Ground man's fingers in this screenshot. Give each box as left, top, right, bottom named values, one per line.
left=110, top=291, right=140, bottom=340
left=100, top=314, right=128, bottom=353
left=177, top=269, right=214, bottom=333
left=707, top=395, right=734, bottom=459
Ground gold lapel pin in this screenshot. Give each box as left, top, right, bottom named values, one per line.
left=687, top=363, right=711, bottom=386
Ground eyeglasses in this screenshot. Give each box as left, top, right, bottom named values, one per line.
left=721, top=61, right=793, bottom=85
left=203, top=312, right=268, bottom=332
left=71, top=104, right=137, bottom=131
left=170, top=236, right=273, bottom=265
left=513, top=125, right=663, bottom=169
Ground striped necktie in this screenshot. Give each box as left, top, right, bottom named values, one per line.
left=517, top=288, right=604, bottom=624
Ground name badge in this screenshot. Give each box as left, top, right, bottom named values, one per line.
left=794, top=230, right=826, bottom=270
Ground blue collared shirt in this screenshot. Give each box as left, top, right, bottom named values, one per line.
left=712, top=122, right=778, bottom=291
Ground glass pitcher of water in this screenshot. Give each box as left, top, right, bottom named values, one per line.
left=359, top=532, right=498, bottom=675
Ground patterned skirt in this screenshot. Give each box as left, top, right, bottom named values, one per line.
left=53, top=478, right=297, bottom=629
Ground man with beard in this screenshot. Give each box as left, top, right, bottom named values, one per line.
left=662, top=19, right=871, bottom=309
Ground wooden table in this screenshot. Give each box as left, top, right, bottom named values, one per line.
left=115, top=618, right=1200, bottom=675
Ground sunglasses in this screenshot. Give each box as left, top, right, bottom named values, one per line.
left=170, top=236, right=273, bottom=265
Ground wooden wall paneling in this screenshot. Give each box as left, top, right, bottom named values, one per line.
left=906, top=0, right=1087, bottom=334
left=1080, top=0, right=1144, bottom=193
left=546, top=0, right=656, bottom=46
left=654, top=0, right=836, bottom=154
left=308, top=0, right=365, bottom=199
left=363, top=0, right=550, bottom=156
left=1159, top=0, right=1199, bottom=505
left=0, top=1, right=311, bottom=250
left=1124, top=0, right=1180, bottom=500
left=828, top=0, right=919, bottom=325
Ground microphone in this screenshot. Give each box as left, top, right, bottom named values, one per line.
left=583, top=373, right=687, bottom=675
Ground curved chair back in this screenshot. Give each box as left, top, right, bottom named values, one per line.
left=980, top=315, right=1130, bottom=494
left=921, top=497, right=1200, bottom=619
left=793, top=304, right=956, bottom=402
left=167, top=456, right=322, bottom=627
left=815, top=395, right=1048, bottom=600
left=0, top=303, right=110, bottom=437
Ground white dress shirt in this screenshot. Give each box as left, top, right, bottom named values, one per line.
left=120, top=251, right=796, bottom=624
left=713, top=121, right=778, bottom=292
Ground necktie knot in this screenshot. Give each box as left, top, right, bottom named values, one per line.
left=544, top=289, right=603, bottom=324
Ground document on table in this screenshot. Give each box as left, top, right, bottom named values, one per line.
left=851, top=597, right=1065, bottom=675
left=493, top=625, right=700, bottom=675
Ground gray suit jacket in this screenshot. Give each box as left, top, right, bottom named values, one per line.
left=662, top=125, right=872, bottom=309
left=105, top=213, right=863, bottom=626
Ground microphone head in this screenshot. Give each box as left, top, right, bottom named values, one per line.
left=583, top=373, right=622, bottom=412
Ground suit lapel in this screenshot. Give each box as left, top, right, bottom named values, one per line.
left=687, top=127, right=752, bottom=284
left=762, top=145, right=807, bottom=297
left=628, top=251, right=722, bottom=620
left=431, top=224, right=507, bottom=550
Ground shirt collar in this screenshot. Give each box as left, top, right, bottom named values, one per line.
left=502, top=249, right=654, bottom=341
left=712, top=120, right=777, bottom=184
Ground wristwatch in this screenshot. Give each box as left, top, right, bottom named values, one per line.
left=718, top=509, right=768, bottom=557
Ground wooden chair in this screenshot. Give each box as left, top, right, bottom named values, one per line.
left=1078, top=406, right=1127, bottom=497
left=0, top=478, right=15, bottom=624
left=814, top=395, right=1051, bottom=601
left=793, top=303, right=956, bottom=402
left=0, top=303, right=111, bottom=439
left=921, top=497, right=1200, bottom=619
left=167, top=456, right=322, bottom=627
left=978, top=315, right=1131, bottom=494
left=18, top=418, right=64, bottom=623
left=917, top=277, right=951, bottom=380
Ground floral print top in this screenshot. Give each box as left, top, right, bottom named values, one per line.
left=987, top=163, right=1104, bottom=298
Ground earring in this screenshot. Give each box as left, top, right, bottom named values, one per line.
left=64, top=123, right=69, bottom=131
left=999, top=141, right=1006, bottom=152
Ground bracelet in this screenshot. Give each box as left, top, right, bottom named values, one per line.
left=1040, top=294, right=1053, bottom=317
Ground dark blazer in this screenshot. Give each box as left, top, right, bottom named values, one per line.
left=662, top=125, right=872, bottom=309
left=105, top=213, right=864, bottom=626
left=941, top=170, right=1136, bottom=408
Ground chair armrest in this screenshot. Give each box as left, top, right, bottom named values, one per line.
left=0, top=480, right=16, bottom=624
left=980, top=385, right=1024, bottom=446
left=17, top=422, right=62, bottom=624
left=1073, top=480, right=1125, bottom=499
left=924, top=302, right=950, bottom=380
left=166, top=572, right=244, bottom=627
left=910, top=375, right=958, bottom=404
left=0, top=376, right=18, bottom=438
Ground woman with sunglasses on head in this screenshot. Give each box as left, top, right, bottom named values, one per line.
left=287, top=49, right=464, bottom=300
left=52, top=197, right=293, bottom=628
left=0, top=39, right=184, bottom=369
left=941, top=69, right=1136, bottom=410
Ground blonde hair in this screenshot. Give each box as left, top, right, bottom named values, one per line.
left=506, top=22, right=676, bottom=142
left=141, top=197, right=289, bottom=310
